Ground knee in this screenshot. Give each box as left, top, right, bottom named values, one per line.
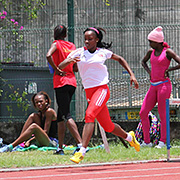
left=100, top=122, right=115, bottom=133
left=139, top=109, right=148, bottom=119
left=29, top=123, right=39, bottom=130
left=85, top=113, right=95, bottom=123
left=105, top=125, right=114, bottom=133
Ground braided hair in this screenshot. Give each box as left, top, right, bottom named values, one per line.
left=83, top=27, right=112, bottom=49
left=54, top=24, right=67, bottom=40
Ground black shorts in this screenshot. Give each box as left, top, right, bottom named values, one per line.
left=55, top=85, right=76, bottom=122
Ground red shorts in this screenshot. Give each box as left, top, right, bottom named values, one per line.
left=85, top=84, right=115, bottom=132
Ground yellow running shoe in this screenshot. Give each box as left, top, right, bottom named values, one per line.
left=128, top=131, right=140, bottom=152
left=70, top=152, right=84, bottom=164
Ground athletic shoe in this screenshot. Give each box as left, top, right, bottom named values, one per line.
left=72, top=147, right=80, bottom=155
left=0, top=145, right=11, bottom=153
left=70, top=152, right=84, bottom=164
left=155, top=141, right=166, bottom=149
left=53, top=149, right=64, bottom=155
left=72, top=147, right=90, bottom=155
left=128, top=131, right=140, bottom=152
left=140, top=141, right=153, bottom=147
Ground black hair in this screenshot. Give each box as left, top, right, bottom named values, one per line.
left=54, top=24, right=67, bottom=40
left=31, top=91, right=51, bottom=108
left=83, top=27, right=112, bottom=49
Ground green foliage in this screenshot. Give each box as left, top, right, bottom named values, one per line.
left=103, top=0, right=110, bottom=6
left=0, top=0, right=46, bottom=20
left=21, top=0, right=46, bottom=19
left=4, top=85, right=30, bottom=117
left=0, top=0, right=45, bottom=118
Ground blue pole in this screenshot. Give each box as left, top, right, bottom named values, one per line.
left=166, top=99, right=171, bottom=161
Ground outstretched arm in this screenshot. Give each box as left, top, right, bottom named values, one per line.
left=111, top=53, right=139, bottom=89
left=59, top=57, right=80, bottom=69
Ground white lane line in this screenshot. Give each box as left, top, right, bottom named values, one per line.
left=80, top=172, right=180, bottom=180
left=0, top=165, right=180, bottom=179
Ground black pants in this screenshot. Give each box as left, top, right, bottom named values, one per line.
left=55, top=85, right=76, bottom=122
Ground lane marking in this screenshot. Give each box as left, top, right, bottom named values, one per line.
left=1, top=165, right=180, bottom=179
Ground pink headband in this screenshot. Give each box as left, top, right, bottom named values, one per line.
left=89, top=27, right=99, bottom=34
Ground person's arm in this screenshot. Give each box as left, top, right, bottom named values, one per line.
left=24, top=136, right=36, bottom=147
left=46, top=42, right=65, bottom=76
left=141, top=49, right=153, bottom=78
left=43, top=108, right=57, bottom=135
left=73, top=63, right=78, bottom=72
left=165, top=49, right=180, bottom=77
left=111, top=53, right=139, bottom=89
left=59, top=57, right=80, bottom=70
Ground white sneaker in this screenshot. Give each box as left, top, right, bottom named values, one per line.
left=140, top=141, right=153, bottom=147
left=155, top=141, right=166, bottom=149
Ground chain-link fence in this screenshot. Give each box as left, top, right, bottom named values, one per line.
left=0, top=0, right=180, bottom=122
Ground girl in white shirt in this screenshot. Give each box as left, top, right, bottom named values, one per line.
left=59, top=27, right=140, bottom=163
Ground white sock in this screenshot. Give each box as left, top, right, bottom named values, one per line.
left=125, top=133, right=132, bottom=142
left=57, top=147, right=63, bottom=151
left=77, top=143, right=82, bottom=148
left=79, top=147, right=86, bottom=156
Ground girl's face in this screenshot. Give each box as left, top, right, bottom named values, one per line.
left=34, top=95, right=47, bottom=111
left=149, top=40, right=159, bottom=49
left=84, top=31, right=99, bottom=53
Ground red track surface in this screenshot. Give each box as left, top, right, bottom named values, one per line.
left=0, top=161, right=180, bottom=180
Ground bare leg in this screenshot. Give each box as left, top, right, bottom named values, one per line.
left=111, top=123, right=127, bottom=139
left=12, top=123, right=50, bottom=147
left=20, top=113, right=41, bottom=135
left=57, top=121, right=66, bottom=149
left=82, top=123, right=94, bottom=148
left=66, top=118, right=82, bottom=144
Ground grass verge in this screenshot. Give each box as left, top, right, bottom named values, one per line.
left=0, top=140, right=180, bottom=169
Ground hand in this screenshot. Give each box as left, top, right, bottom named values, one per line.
left=68, top=56, right=80, bottom=64
left=24, top=140, right=31, bottom=147
left=55, top=67, right=66, bottom=76
left=130, top=75, right=139, bottom=89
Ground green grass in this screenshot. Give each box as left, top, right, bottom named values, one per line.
left=0, top=141, right=180, bottom=169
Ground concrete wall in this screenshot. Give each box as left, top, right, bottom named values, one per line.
left=0, top=121, right=179, bottom=145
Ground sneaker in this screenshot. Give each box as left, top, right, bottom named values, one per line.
left=128, top=131, right=140, bottom=152
left=140, top=141, right=153, bottom=147
left=72, top=147, right=90, bottom=155
left=0, top=145, right=11, bottom=153
left=72, top=147, right=80, bottom=155
left=53, top=149, right=64, bottom=155
left=155, top=141, right=166, bottom=149
left=70, top=152, right=84, bottom=164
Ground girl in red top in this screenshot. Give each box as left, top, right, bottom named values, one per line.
left=46, top=25, right=82, bottom=155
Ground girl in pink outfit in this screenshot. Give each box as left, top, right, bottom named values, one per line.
left=140, top=26, right=180, bottom=148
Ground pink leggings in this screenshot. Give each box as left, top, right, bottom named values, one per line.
left=139, top=80, right=172, bottom=143
left=85, top=84, right=115, bottom=132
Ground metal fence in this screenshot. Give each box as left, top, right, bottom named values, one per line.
left=0, top=0, right=180, bottom=122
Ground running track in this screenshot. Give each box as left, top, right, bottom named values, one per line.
left=0, top=160, right=180, bottom=180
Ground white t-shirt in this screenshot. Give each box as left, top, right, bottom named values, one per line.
left=68, top=47, right=113, bottom=89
